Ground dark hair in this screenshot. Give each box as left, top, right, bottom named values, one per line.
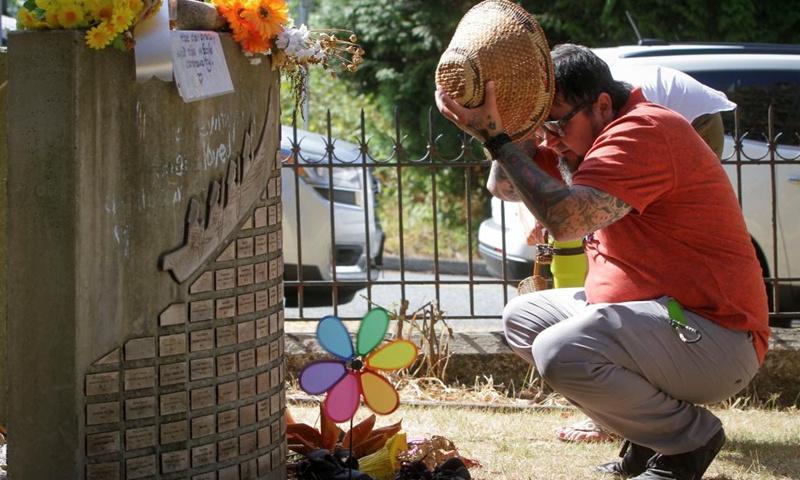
left=551, top=43, right=631, bottom=111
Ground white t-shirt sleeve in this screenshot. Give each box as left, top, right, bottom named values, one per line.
left=611, top=64, right=737, bottom=122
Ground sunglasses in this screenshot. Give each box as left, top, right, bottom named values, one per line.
left=541, top=98, right=594, bottom=138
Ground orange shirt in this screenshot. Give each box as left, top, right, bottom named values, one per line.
left=571, top=89, right=770, bottom=363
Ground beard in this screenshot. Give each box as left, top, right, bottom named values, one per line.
left=557, top=156, right=582, bottom=186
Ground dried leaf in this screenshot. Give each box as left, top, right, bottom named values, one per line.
left=287, top=432, right=319, bottom=456
left=320, top=404, right=342, bottom=451
left=353, top=432, right=388, bottom=457
left=341, top=414, right=376, bottom=449
left=369, top=420, right=402, bottom=439
left=286, top=422, right=323, bottom=449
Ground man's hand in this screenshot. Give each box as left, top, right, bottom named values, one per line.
left=435, top=81, right=504, bottom=142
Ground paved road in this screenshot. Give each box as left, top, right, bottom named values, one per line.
left=284, top=269, right=519, bottom=332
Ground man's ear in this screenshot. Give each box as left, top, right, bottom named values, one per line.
left=596, top=92, right=614, bottom=122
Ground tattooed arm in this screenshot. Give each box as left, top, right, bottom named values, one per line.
left=435, top=81, right=631, bottom=240
left=492, top=141, right=632, bottom=240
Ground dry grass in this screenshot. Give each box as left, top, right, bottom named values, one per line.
left=286, top=398, right=800, bottom=480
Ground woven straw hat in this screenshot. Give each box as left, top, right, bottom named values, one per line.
left=436, top=0, right=554, bottom=142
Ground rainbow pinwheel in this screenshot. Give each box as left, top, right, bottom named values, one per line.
left=298, top=308, right=418, bottom=423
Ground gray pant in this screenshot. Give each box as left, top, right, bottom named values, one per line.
left=503, top=288, right=760, bottom=455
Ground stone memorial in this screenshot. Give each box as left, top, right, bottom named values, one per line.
left=6, top=30, right=286, bottom=479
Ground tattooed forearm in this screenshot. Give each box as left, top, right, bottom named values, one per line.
left=493, top=142, right=632, bottom=240
left=487, top=161, right=521, bottom=201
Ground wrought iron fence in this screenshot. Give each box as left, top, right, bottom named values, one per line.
left=282, top=108, right=800, bottom=328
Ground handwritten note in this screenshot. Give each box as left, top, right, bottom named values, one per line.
left=171, top=31, right=234, bottom=103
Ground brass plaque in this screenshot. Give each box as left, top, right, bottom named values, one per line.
left=255, top=289, right=268, bottom=312
left=160, top=420, right=187, bottom=445
left=258, top=453, right=271, bottom=476
left=190, top=357, right=215, bottom=381
left=268, top=177, right=277, bottom=199
left=161, top=450, right=188, bottom=474
left=240, top=431, right=257, bottom=455
left=241, top=458, right=258, bottom=480
left=160, top=362, right=187, bottom=386
left=160, top=391, right=187, bottom=415
left=86, top=431, right=120, bottom=456
left=219, top=465, right=239, bottom=480
left=237, top=237, right=254, bottom=259
left=277, top=229, right=283, bottom=250
left=216, top=242, right=236, bottom=262
left=86, top=372, right=119, bottom=396
left=218, top=381, right=237, bottom=404
left=238, top=349, right=256, bottom=371
left=216, top=296, right=236, bottom=319
left=216, top=325, right=237, bottom=347
left=256, top=345, right=268, bottom=367
left=191, top=414, right=216, bottom=439
left=270, top=367, right=280, bottom=389
left=255, top=234, right=268, bottom=256
left=269, top=286, right=279, bottom=307
left=124, top=367, right=155, bottom=391
left=215, top=268, right=236, bottom=291
left=86, top=462, right=119, bottom=480
left=268, top=205, right=277, bottom=226
left=126, top=454, right=156, bottom=479
left=239, top=376, right=256, bottom=399
left=270, top=395, right=280, bottom=417
left=160, top=303, right=186, bottom=327
left=125, top=396, right=155, bottom=421
left=125, top=426, right=155, bottom=451
left=269, top=313, right=279, bottom=335
left=257, top=399, right=270, bottom=421
left=237, top=264, right=255, bottom=286
left=191, top=443, right=216, bottom=468
left=93, top=348, right=120, bottom=366
left=269, top=341, right=280, bottom=362
left=238, top=321, right=255, bottom=343
left=255, top=206, right=268, bottom=228
left=239, top=404, right=256, bottom=427
left=237, top=292, right=255, bottom=315
left=216, top=353, right=237, bottom=376
left=194, top=473, right=216, bottom=480
left=217, top=437, right=238, bottom=461
left=271, top=448, right=282, bottom=474
left=86, top=402, right=119, bottom=426
left=269, top=259, right=279, bottom=280
left=159, top=333, right=187, bottom=357
left=190, top=329, right=214, bottom=352
left=190, top=271, right=214, bottom=294
left=256, top=317, right=269, bottom=339
left=258, top=425, right=271, bottom=449
left=124, top=337, right=155, bottom=361
left=189, top=299, right=214, bottom=323
left=257, top=372, right=269, bottom=395
left=255, top=262, right=267, bottom=284
left=191, top=386, right=215, bottom=410
left=242, top=214, right=254, bottom=230
left=217, top=408, right=238, bottom=433
left=268, top=232, right=278, bottom=253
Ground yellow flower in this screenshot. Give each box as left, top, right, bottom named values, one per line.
left=15, top=8, right=40, bottom=29
left=56, top=3, right=87, bottom=29
left=86, top=0, right=116, bottom=23
left=109, top=5, right=135, bottom=33
left=85, top=22, right=115, bottom=49
left=239, top=0, right=288, bottom=40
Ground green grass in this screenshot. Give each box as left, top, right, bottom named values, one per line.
left=287, top=402, right=800, bottom=480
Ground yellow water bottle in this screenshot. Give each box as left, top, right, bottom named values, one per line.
left=550, top=239, right=587, bottom=288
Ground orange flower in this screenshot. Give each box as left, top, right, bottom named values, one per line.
left=239, top=0, right=288, bottom=40
left=241, top=31, right=272, bottom=54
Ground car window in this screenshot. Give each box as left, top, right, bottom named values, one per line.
left=687, top=70, right=800, bottom=145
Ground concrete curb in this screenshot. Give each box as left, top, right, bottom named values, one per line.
left=285, top=328, right=800, bottom=407
left=383, top=255, right=490, bottom=277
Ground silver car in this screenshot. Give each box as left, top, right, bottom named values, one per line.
left=280, top=125, right=384, bottom=305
